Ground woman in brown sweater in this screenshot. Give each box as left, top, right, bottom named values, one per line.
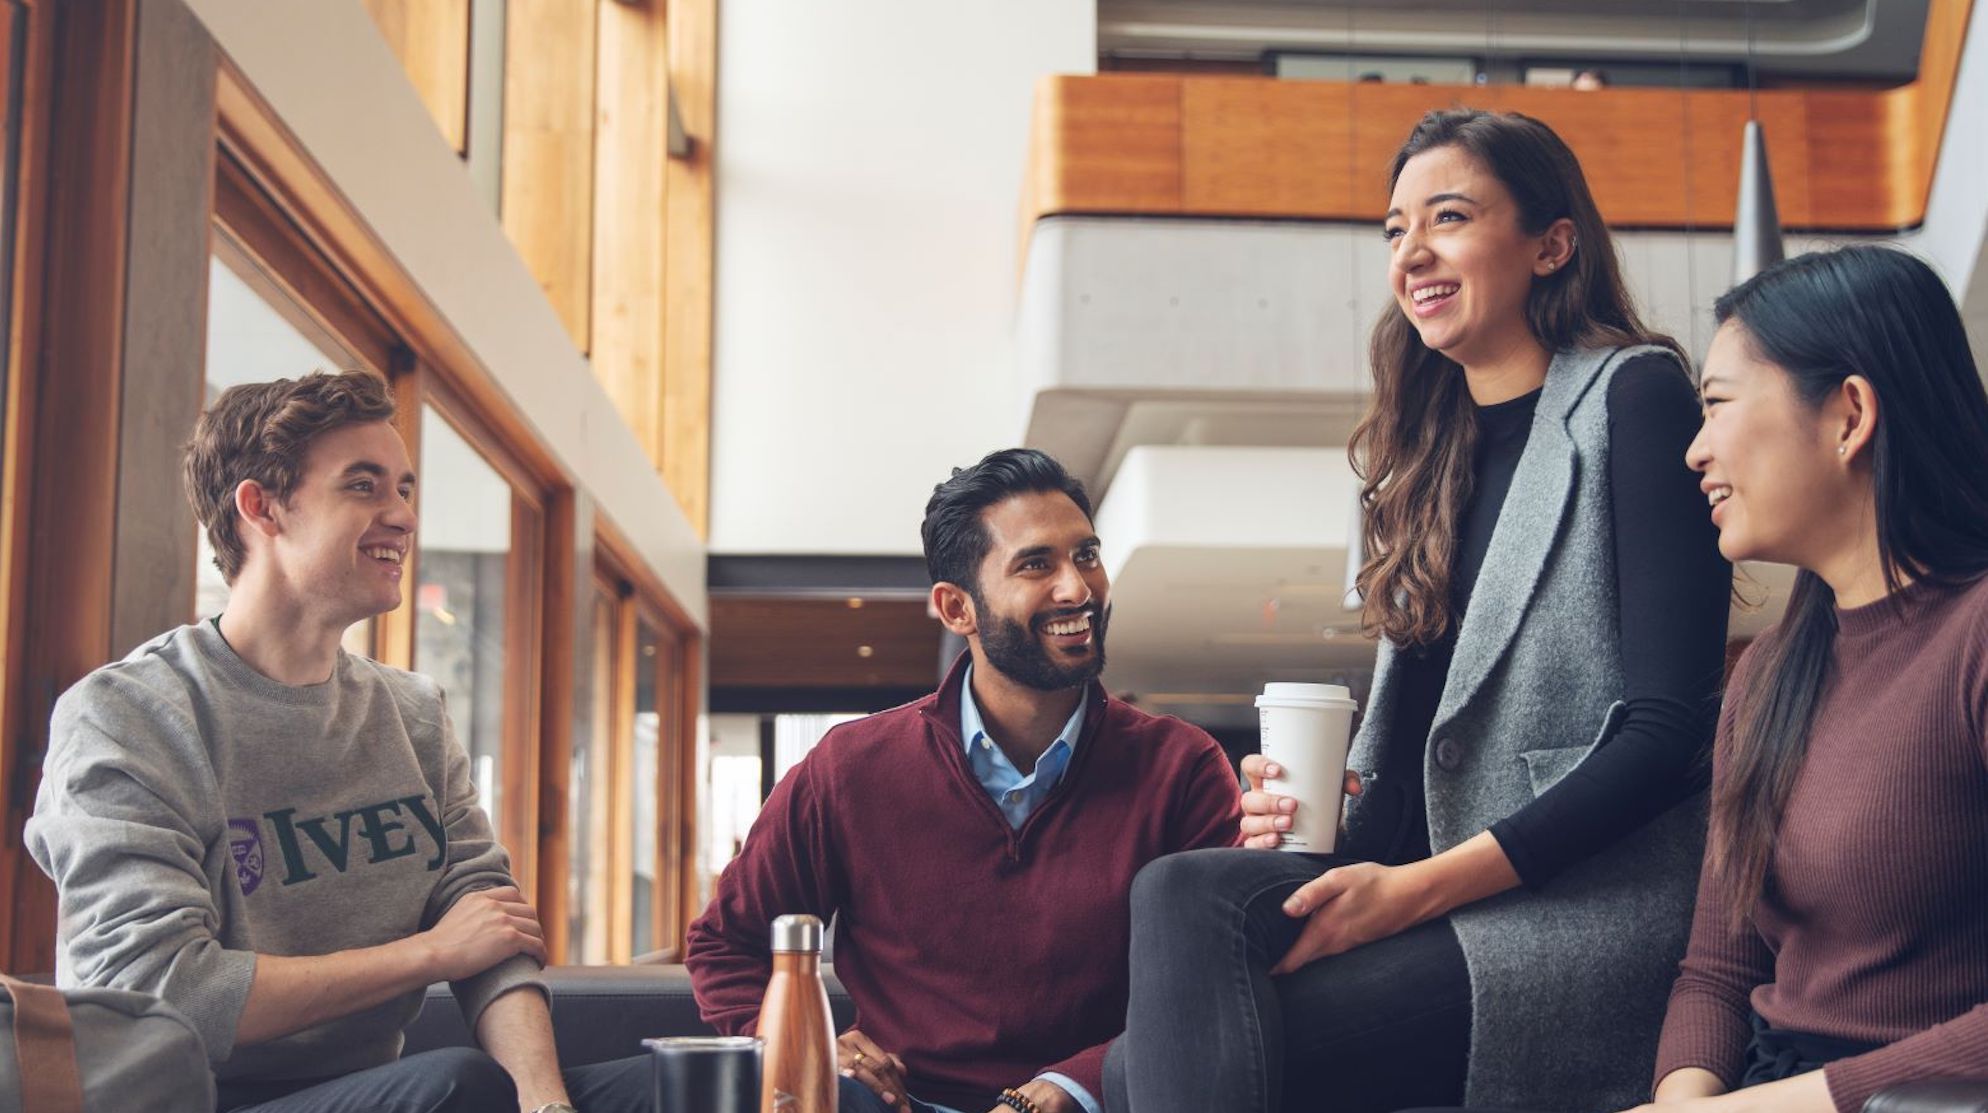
left=1647, top=244, right=1988, bottom=1113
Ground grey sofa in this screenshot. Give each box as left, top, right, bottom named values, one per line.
left=400, top=964, right=854, bottom=1067
left=400, top=968, right=1987, bottom=1111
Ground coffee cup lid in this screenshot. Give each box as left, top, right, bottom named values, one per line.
left=1255, top=682, right=1358, bottom=710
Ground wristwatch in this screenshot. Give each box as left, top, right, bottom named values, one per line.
left=530, top=1104, right=578, bottom=1113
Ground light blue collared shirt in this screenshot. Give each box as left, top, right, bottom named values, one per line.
left=943, top=665, right=1100, bottom=1113
left=960, top=664, right=1086, bottom=830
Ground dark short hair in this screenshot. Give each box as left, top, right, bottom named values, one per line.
left=183, top=371, right=398, bottom=583
left=921, top=449, right=1093, bottom=596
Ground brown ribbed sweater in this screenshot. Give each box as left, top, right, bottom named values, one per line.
left=1655, top=575, right=1988, bottom=1112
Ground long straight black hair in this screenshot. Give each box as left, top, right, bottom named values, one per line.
left=1711, top=245, right=1988, bottom=924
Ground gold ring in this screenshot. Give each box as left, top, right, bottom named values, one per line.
left=852, top=1051, right=869, bottom=1067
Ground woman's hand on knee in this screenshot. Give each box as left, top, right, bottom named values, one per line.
left=1239, top=757, right=1361, bottom=850
left=1267, top=860, right=1427, bottom=974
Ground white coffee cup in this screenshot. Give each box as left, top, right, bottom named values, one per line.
left=1255, top=682, right=1360, bottom=854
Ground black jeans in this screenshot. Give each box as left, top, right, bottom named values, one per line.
left=1397, top=1013, right=1891, bottom=1113
left=1105, top=848, right=1472, bottom=1113
left=214, top=1048, right=651, bottom=1113
left=836, top=1074, right=950, bottom=1113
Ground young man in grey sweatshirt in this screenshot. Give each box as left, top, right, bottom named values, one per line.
left=26, top=372, right=646, bottom=1113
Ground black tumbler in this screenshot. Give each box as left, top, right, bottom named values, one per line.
left=645, top=1035, right=762, bottom=1113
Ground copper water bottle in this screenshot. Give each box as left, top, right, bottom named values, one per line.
left=759, top=914, right=838, bottom=1113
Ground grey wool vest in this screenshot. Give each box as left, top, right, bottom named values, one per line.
left=1342, top=344, right=1707, bottom=1110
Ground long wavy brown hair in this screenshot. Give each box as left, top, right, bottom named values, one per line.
left=1350, top=109, right=1682, bottom=646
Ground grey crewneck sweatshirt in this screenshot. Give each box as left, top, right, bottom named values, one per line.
left=26, top=619, right=544, bottom=1082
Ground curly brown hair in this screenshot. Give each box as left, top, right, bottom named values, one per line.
left=183, top=371, right=397, bottom=583
left=1350, top=110, right=1681, bottom=646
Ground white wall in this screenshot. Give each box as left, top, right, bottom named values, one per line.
left=709, top=1, right=1096, bottom=556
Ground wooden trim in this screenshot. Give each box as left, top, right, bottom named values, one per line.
left=662, top=0, right=716, bottom=537
left=535, top=488, right=577, bottom=961
left=421, top=368, right=556, bottom=502
left=371, top=354, right=423, bottom=670
left=674, top=629, right=703, bottom=952
left=212, top=153, right=397, bottom=376
left=5, top=0, right=137, bottom=974
left=0, top=0, right=55, bottom=973
left=635, top=597, right=682, bottom=961
left=1024, top=0, right=1975, bottom=232
left=500, top=0, right=597, bottom=352
left=360, top=0, right=471, bottom=155
left=1899, top=0, right=1977, bottom=214
left=574, top=575, right=619, bottom=964
left=596, top=510, right=698, bottom=635
left=590, top=0, right=667, bottom=463
left=213, top=61, right=567, bottom=493
left=500, top=491, right=546, bottom=896
left=596, top=530, right=702, bottom=963
left=604, top=588, right=637, bottom=963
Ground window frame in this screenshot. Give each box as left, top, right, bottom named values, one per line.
left=592, top=522, right=700, bottom=963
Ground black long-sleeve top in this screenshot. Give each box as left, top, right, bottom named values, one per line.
left=1376, top=353, right=1730, bottom=886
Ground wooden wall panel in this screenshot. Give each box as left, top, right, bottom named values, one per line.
left=1030, top=75, right=1182, bottom=214
left=361, top=0, right=471, bottom=154
left=1898, top=0, right=1976, bottom=214
left=1180, top=78, right=1352, bottom=215
left=710, top=597, right=941, bottom=691
left=501, top=0, right=597, bottom=351
left=592, top=0, right=667, bottom=462
left=1026, top=0, right=1974, bottom=233
left=662, top=0, right=717, bottom=537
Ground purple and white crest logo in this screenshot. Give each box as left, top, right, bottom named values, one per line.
left=228, top=818, right=266, bottom=895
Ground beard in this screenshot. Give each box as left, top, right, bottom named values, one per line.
left=975, top=600, right=1109, bottom=692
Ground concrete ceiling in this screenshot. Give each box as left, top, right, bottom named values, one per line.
left=1099, top=0, right=1930, bottom=79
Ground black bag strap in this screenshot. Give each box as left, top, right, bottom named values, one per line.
left=0, top=974, right=85, bottom=1113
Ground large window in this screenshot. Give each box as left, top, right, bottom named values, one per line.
left=577, top=540, right=696, bottom=963
left=567, top=582, right=619, bottom=964
left=413, top=401, right=544, bottom=873
left=414, top=406, right=514, bottom=811
left=197, top=242, right=372, bottom=653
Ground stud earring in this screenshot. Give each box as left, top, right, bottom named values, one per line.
left=1837, top=445, right=1847, bottom=456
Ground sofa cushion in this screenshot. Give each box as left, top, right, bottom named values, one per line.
left=401, top=965, right=854, bottom=1067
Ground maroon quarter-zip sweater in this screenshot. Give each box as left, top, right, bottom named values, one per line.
left=1656, top=575, right=1988, bottom=1112
left=687, top=659, right=1242, bottom=1109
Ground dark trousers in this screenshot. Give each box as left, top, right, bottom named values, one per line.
left=837, top=1074, right=949, bottom=1113
left=1105, top=848, right=1472, bottom=1113
left=1394, top=1012, right=1890, bottom=1113
left=215, top=1047, right=651, bottom=1113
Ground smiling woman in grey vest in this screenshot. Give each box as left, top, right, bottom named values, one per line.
left=1103, top=109, right=1731, bottom=1113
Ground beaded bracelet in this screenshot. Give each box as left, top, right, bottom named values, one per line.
left=997, top=1088, right=1042, bottom=1113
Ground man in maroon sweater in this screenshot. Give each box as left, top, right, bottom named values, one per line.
left=687, top=449, right=1242, bottom=1113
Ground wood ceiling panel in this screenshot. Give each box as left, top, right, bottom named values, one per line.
left=711, top=597, right=943, bottom=690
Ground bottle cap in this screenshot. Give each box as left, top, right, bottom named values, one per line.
left=770, top=914, right=824, bottom=953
